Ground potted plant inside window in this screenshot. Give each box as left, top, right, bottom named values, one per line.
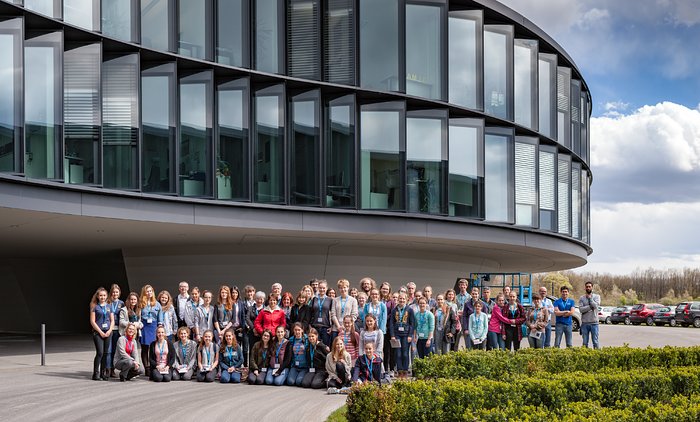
left=216, top=158, right=232, bottom=199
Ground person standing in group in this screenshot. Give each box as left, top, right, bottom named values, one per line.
left=219, top=329, right=243, bottom=383
left=171, top=326, right=197, bottom=380
left=139, top=284, right=162, bottom=377
left=149, top=326, right=175, bottom=382
left=487, top=294, right=508, bottom=350
left=271, top=283, right=283, bottom=304
left=300, top=328, right=329, bottom=389
left=355, top=292, right=368, bottom=333
left=455, top=279, right=469, bottom=351
left=290, top=289, right=313, bottom=332
left=359, top=314, right=384, bottom=360
left=248, top=329, right=272, bottom=385
left=119, top=292, right=142, bottom=337
left=106, top=284, right=124, bottom=378
left=254, top=293, right=287, bottom=338
left=331, top=279, right=359, bottom=342
left=482, top=286, right=496, bottom=314
left=174, top=281, right=190, bottom=329
left=502, top=291, right=526, bottom=351
left=432, top=294, right=457, bottom=354
left=214, top=286, right=234, bottom=344
left=196, top=329, right=219, bottom=382
left=89, top=287, right=114, bottom=381
left=311, top=280, right=334, bottom=347
left=266, top=325, right=291, bottom=386
left=184, top=287, right=203, bottom=339
left=406, top=282, right=417, bottom=305
left=526, top=295, right=549, bottom=349
left=157, top=290, right=178, bottom=342
left=364, top=289, right=387, bottom=335
left=352, top=342, right=383, bottom=385
left=309, top=279, right=320, bottom=297
left=413, top=297, right=435, bottom=359
left=539, top=287, right=555, bottom=348
left=327, top=288, right=335, bottom=298
left=247, top=291, right=266, bottom=364
left=113, top=322, right=144, bottom=381
left=229, top=287, right=246, bottom=352
left=242, top=285, right=257, bottom=365
left=553, top=286, right=576, bottom=348
left=579, top=281, right=601, bottom=349
left=389, top=292, right=415, bottom=378
left=463, top=287, right=488, bottom=349
left=286, top=323, right=310, bottom=387
left=359, top=277, right=376, bottom=297
left=326, top=336, right=352, bottom=393
left=422, top=286, right=437, bottom=310
left=194, top=290, right=215, bottom=343
left=468, top=301, right=488, bottom=350
left=379, top=282, right=395, bottom=374
left=338, top=315, right=360, bottom=362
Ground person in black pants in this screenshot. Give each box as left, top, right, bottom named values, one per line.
left=300, top=328, right=329, bottom=389
left=89, top=287, right=114, bottom=381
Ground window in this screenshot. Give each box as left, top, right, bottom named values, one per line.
left=254, top=0, right=284, bottom=74
left=179, top=71, right=213, bottom=197
left=141, top=63, right=176, bottom=193
left=448, top=118, right=484, bottom=218
left=557, top=153, right=571, bottom=235
left=581, top=168, right=589, bottom=243
left=25, top=31, right=63, bottom=180
left=290, top=90, right=321, bottom=205
left=407, top=110, right=447, bottom=214
left=326, top=94, right=355, bottom=208
left=141, top=0, right=174, bottom=52
left=102, top=0, right=138, bottom=43
left=254, top=84, right=285, bottom=203
left=64, top=0, right=100, bottom=31
left=406, top=1, right=444, bottom=100
left=571, top=79, right=581, bottom=156
left=179, top=0, right=212, bottom=60
left=448, top=10, right=482, bottom=110
left=102, top=54, right=139, bottom=190
left=572, top=162, right=581, bottom=239
left=581, top=90, right=590, bottom=163
left=483, top=25, right=513, bottom=121
left=64, top=43, right=101, bottom=185
left=538, top=145, right=556, bottom=231
left=515, top=137, right=538, bottom=226
left=288, top=0, right=320, bottom=80
left=484, top=128, right=514, bottom=223
left=0, top=18, right=22, bottom=173
left=217, top=78, right=249, bottom=200
left=360, top=0, right=399, bottom=92
left=514, top=39, right=538, bottom=130
left=24, top=0, right=61, bottom=18
left=360, top=102, right=404, bottom=210
left=557, top=66, right=571, bottom=148
left=538, top=53, right=557, bottom=139
left=217, top=0, right=248, bottom=67
left=324, top=0, right=355, bottom=85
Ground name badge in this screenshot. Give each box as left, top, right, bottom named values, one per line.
left=274, top=363, right=280, bottom=369
left=147, top=318, right=153, bottom=324
left=309, top=368, right=316, bottom=373
left=101, top=323, right=108, bottom=330
left=203, top=366, right=210, bottom=372
left=261, top=368, right=268, bottom=372
left=317, top=317, right=323, bottom=323
left=398, top=326, right=405, bottom=332
left=295, top=361, right=300, bottom=366
left=178, top=367, right=187, bottom=374
left=233, top=352, right=237, bottom=357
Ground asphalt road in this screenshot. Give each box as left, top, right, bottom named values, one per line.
left=1, top=324, right=698, bottom=421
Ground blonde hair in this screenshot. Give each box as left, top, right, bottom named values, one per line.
left=337, top=279, right=350, bottom=289
left=139, top=285, right=157, bottom=309
left=157, top=290, right=173, bottom=311
left=331, top=336, right=346, bottom=361
left=89, top=287, right=108, bottom=310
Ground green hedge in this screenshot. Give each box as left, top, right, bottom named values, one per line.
left=413, top=346, right=700, bottom=379
left=346, top=367, right=700, bottom=421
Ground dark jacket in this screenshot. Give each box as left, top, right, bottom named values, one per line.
left=389, top=305, right=415, bottom=338
left=433, top=306, right=458, bottom=343
left=290, top=303, right=313, bottom=331
left=352, top=354, right=383, bottom=383
left=271, top=339, right=294, bottom=376
left=246, top=305, right=264, bottom=335
left=214, top=301, right=247, bottom=333
left=249, top=340, right=271, bottom=372
left=500, top=303, right=527, bottom=341
left=311, top=296, right=333, bottom=328
left=307, top=341, right=329, bottom=370
left=463, top=299, right=489, bottom=328
left=149, top=339, right=176, bottom=370
left=219, top=344, right=244, bottom=370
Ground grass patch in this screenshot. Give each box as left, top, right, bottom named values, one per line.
left=326, top=405, right=347, bottom=422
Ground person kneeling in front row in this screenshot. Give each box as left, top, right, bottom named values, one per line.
left=352, top=343, right=383, bottom=385
left=172, top=326, right=197, bottom=380
left=114, top=323, right=145, bottom=381
left=326, top=336, right=352, bottom=393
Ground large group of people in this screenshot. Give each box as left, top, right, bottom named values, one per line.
left=89, top=278, right=600, bottom=393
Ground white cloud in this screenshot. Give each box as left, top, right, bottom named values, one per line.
left=580, top=201, right=700, bottom=274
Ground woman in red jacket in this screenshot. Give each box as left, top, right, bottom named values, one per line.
left=254, top=294, right=286, bottom=336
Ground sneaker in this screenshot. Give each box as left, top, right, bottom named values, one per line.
left=339, top=387, right=350, bottom=394
left=119, top=372, right=126, bottom=382
left=327, top=387, right=339, bottom=395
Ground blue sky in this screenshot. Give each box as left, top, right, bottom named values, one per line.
left=499, top=0, right=700, bottom=274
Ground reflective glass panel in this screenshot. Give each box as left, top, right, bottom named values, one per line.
left=360, top=0, right=399, bottom=92
left=64, top=43, right=101, bottom=185
left=571, top=79, right=581, bottom=155
left=407, top=113, right=446, bottom=214
left=326, top=95, right=355, bottom=208
left=514, top=39, right=538, bottom=129
left=217, top=79, right=249, bottom=200
left=288, top=0, right=320, bottom=80
left=484, top=130, right=513, bottom=222
left=64, top=0, right=100, bottom=31
left=179, top=72, right=213, bottom=197
left=557, top=154, right=571, bottom=235
left=217, top=0, right=247, bottom=67
left=484, top=26, right=512, bottom=120
left=0, top=18, right=22, bottom=173
left=102, top=0, right=135, bottom=42
left=141, top=0, right=171, bottom=51
left=538, top=53, right=557, bottom=139
left=324, top=0, right=355, bottom=85
left=557, top=66, right=571, bottom=148
left=515, top=137, right=537, bottom=227
left=103, top=54, right=139, bottom=190
left=538, top=146, right=556, bottom=231
left=448, top=119, right=483, bottom=218
left=24, top=0, right=59, bottom=18
left=448, top=11, right=482, bottom=110
left=179, top=0, right=207, bottom=59
left=254, top=0, right=283, bottom=74
left=254, top=85, right=284, bottom=203
left=406, top=3, right=442, bottom=100
left=572, top=162, right=581, bottom=239
left=142, top=64, right=176, bottom=193
left=291, top=91, right=321, bottom=205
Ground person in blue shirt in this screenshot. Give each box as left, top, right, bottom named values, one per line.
left=89, top=287, right=114, bottom=381
left=553, top=286, right=576, bottom=348
left=389, top=292, right=415, bottom=378
left=468, top=301, right=488, bottom=349
left=454, top=279, right=469, bottom=351
left=139, top=284, right=163, bottom=377
left=286, top=323, right=310, bottom=386
left=219, top=329, right=244, bottom=383
left=364, top=289, right=388, bottom=335
left=106, top=284, right=124, bottom=378
left=413, top=297, right=435, bottom=359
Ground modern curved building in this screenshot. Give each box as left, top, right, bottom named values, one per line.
left=0, top=0, right=591, bottom=332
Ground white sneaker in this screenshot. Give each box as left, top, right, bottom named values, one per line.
left=339, top=387, right=350, bottom=394
left=327, top=387, right=339, bottom=394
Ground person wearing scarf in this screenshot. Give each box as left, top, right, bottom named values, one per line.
left=114, top=323, right=145, bottom=381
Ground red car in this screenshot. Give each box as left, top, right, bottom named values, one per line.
left=629, top=303, right=663, bottom=326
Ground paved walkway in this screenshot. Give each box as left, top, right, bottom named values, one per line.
left=0, top=335, right=345, bottom=422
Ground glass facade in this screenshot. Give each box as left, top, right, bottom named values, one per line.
left=179, top=0, right=211, bottom=60
left=538, top=53, right=557, bottom=139
left=254, top=0, right=284, bottom=74
left=217, top=78, right=249, bottom=200
left=557, top=66, right=571, bottom=148
left=141, top=63, right=176, bottom=193
left=514, top=39, right=538, bottom=130
left=179, top=71, right=213, bottom=197
left=141, top=0, right=173, bottom=52
left=24, top=0, right=61, bottom=18
left=539, top=145, right=557, bottom=232
left=288, top=0, right=321, bottom=81
left=448, top=118, right=483, bottom=218
left=25, top=31, right=63, bottom=180
left=484, top=128, right=513, bottom=223
left=102, top=54, right=139, bottom=190
left=0, top=18, right=22, bottom=173
left=572, top=162, right=581, bottom=239
left=64, top=43, right=101, bottom=185
left=448, top=10, right=482, bottom=110
left=324, top=0, right=355, bottom=85
left=64, top=0, right=100, bottom=31
left=360, top=0, right=399, bottom=92
left=290, top=90, right=321, bottom=206
left=483, top=25, right=513, bottom=121
left=571, top=79, right=582, bottom=156
left=557, top=153, right=571, bottom=235
left=406, top=110, right=446, bottom=214
left=102, top=0, right=137, bottom=43
left=360, top=102, right=404, bottom=210
left=254, top=84, right=285, bottom=203
left=326, top=95, right=355, bottom=208
left=406, top=2, right=444, bottom=100
left=216, top=0, right=248, bottom=67
left=515, top=137, right=537, bottom=227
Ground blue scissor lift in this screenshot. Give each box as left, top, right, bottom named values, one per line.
left=466, top=272, right=534, bottom=306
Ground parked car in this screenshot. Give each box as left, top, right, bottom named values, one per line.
left=598, top=306, right=616, bottom=324
left=676, top=301, right=700, bottom=327
left=629, top=303, right=664, bottom=326
left=652, top=306, right=677, bottom=326
left=610, top=306, right=633, bottom=325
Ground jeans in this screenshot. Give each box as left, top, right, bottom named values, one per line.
left=580, top=323, right=600, bottom=349
left=527, top=331, right=545, bottom=349
left=301, top=369, right=327, bottom=388
left=151, top=369, right=172, bottom=382
left=92, top=332, right=112, bottom=376
left=416, top=339, right=431, bottom=359
left=286, top=367, right=308, bottom=386
left=315, top=326, right=332, bottom=349
left=248, top=369, right=266, bottom=385
left=106, top=332, right=119, bottom=369
left=220, top=369, right=241, bottom=383
left=543, top=322, right=552, bottom=348
left=265, top=367, right=289, bottom=386
left=504, top=325, right=521, bottom=351
left=394, top=337, right=411, bottom=371
left=554, top=323, right=573, bottom=348
left=434, top=332, right=451, bottom=355
left=487, top=331, right=505, bottom=350
left=196, top=369, right=216, bottom=382
left=383, top=331, right=395, bottom=371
